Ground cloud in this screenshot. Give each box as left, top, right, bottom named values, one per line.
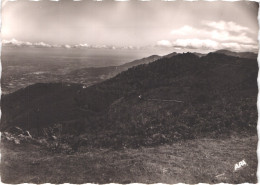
left=119, top=45, right=136, bottom=50
left=34, top=42, right=51, bottom=47
left=74, top=43, right=90, bottom=48
left=155, top=39, right=219, bottom=50
left=173, top=39, right=219, bottom=49
left=2, top=39, right=141, bottom=50
left=202, top=20, right=250, bottom=33
left=221, top=42, right=258, bottom=51
left=210, top=31, right=254, bottom=44
left=3, top=38, right=32, bottom=46
left=170, top=24, right=254, bottom=44
left=155, top=38, right=258, bottom=52
left=156, top=40, right=173, bottom=47
left=3, top=39, right=52, bottom=47
left=63, top=44, right=71, bottom=49
left=168, top=21, right=257, bottom=51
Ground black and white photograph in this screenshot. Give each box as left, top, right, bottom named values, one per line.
left=0, top=0, right=259, bottom=183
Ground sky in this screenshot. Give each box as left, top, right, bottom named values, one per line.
left=1, top=0, right=259, bottom=52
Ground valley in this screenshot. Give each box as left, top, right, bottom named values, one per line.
left=1, top=47, right=163, bottom=94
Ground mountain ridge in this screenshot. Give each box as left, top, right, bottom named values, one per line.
left=213, top=49, right=258, bottom=59
left=1, top=51, right=258, bottom=147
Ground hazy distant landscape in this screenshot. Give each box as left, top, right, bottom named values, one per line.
left=2, top=46, right=171, bottom=94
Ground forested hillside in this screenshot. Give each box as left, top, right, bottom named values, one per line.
left=1, top=52, right=258, bottom=148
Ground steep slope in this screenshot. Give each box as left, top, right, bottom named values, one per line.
left=1, top=52, right=258, bottom=147
left=119, top=55, right=161, bottom=69
left=64, top=55, right=161, bottom=85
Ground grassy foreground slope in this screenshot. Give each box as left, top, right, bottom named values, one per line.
left=1, top=135, right=257, bottom=184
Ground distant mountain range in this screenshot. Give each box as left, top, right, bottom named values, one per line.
left=1, top=51, right=257, bottom=148
left=214, top=49, right=258, bottom=59
left=166, top=50, right=258, bottom=59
